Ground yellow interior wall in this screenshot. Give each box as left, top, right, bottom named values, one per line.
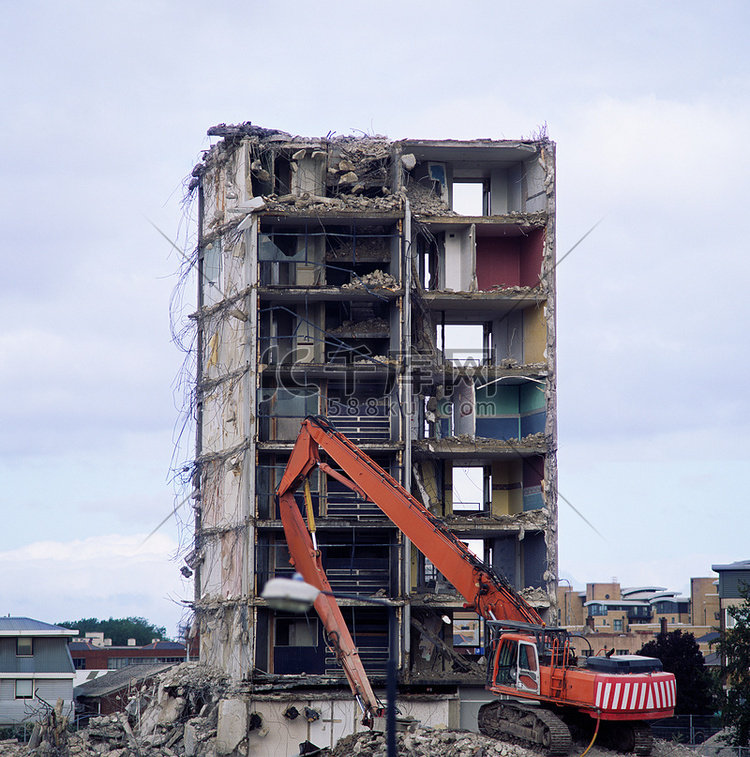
left=523, top=305, right=547, bottom=364
left=490, top=460, right=523, bottom=515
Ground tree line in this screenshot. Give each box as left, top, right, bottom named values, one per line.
left=57, top=616, right=168, bottom=647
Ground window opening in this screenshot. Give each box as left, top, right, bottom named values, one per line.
left=440, top=324, right=487, bottom=366
left=453, top=466, right=488, bottom=513
left=274, top=155, right=291, bottom=195
left=276, top=617, right=318, bottom=647
left=452, top=182, right=486, bottom=216
left=463, top=539, right=485, bottom=560
left=453, top=611, right=483, bottom=653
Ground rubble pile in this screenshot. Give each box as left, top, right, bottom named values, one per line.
left=7, top=659, right=701, bottom=757
left=354, top=355, right=399, bottom=365
left=332, top=728, right=699, bottom=757
left=262, top=192, right=402, bottom=214
left=519, top=586, right=549, bottom=604
left=329, top=135, right=391, bottom=193
left=13, top=664, right=231, bottom=757
left=406, top=181, right=456, bottom=218
left=342, top=270, right=398, bottom=289
left=437, top=432, right=546, bottom=447
left=488, top=284, right=538, bottom=294
left=329, top=317, right=389, bottom=334
left=332, top=728, right=537, bottom=757
left=328, top=236, right=391, bottom=261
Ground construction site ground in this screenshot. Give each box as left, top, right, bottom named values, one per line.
left=0, top=663, right=715, bottom=757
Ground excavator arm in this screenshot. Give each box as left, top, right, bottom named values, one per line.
left=276, top=443, right=384, bottom=725
left=277, top=415, right=541, bottom=626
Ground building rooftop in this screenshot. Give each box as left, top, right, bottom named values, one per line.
left=75, top=663, right=175, bottom=698
left=69, top=639, right=186, bottom=651
left=0, top=617, right=78, bottom=636
left=712, top=559, right=750, bottom=571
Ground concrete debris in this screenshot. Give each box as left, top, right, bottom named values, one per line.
left=330, top=728, right=699, bottom=757
left=5, top=663, right=696, bottom=757
left=498, top=358, right=519, bottom=369
left=332, top=728, right=538, bottom=757
left=401, top=153, right=417, bottom=171
left=442, top=433, right=546, bottom=447
left=25, top=696, right=69, bottom=754
left=207, top=121, right=290, bottom=140
left=328, top=236, right=391, bottom=261
left=9, top=664, right=231, bottom=757
left=488, top=284, right=537, bottom=294
left=263, top=192, right=402, bottom=214
left=406, top=181, right=456, bottom=217
left=354, top=355, right=399, bottom=365
left=519, top=586, right=549, bottom=604
left=342, top=270, right=398, bottom=289
left=329, top=317, right=389, bottom=334
left=330, top=135, right=391, bottom=190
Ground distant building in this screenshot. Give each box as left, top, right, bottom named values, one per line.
left=68, top=638, right=191, bottom=672
left=711, top=559, right=750, bottom=664
left=558, top=578, right=720, bottom=659
left=0, top=617, right=77, bottom=724
left=691, top=576, right=720, bottom=628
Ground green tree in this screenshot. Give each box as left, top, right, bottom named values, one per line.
left=637, top=630, right=718, bottom=715
left=715, top=586, right=750, bottom=746
left=57, top=617, right=168, bottom=646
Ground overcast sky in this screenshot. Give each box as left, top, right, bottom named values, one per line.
left=1, top=1, right=748, bottom=637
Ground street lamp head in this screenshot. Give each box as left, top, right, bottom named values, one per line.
left=261, top=574, right=320, bottom=613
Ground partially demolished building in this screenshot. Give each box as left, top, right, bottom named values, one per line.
left=187, top=122, right=557, bottom=732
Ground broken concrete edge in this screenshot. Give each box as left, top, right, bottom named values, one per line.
left=187, top=123, right=553, bottom=220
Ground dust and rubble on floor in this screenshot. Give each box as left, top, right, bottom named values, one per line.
left=331, top=729, right=701, bottom=757
left=0, top=661, right=709, bottom=757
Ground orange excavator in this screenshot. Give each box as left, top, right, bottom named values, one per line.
left=274, top=416, right=675, bottom=755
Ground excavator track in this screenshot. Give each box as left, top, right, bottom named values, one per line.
left=633, top=724, right=654, bottom=756
left=598, top=721, right=654, bottom=756
left=478, top=701, right=572, bottom=756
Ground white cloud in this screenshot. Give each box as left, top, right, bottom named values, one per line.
left=561, top=94, right=750, bottom=216
left=0, top=534, right=191, bottom=638
left=0, top=0, right=747, bottom=641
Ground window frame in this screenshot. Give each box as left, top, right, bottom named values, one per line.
left=15, top=679, right=34, bottom=699
left=16, top=637, right=33, bottom=657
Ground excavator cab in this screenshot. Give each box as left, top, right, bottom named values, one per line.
left=489, top=632, right=541, bottom=695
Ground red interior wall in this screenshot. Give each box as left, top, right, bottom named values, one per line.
left=518, top=228, right=544, bottom=287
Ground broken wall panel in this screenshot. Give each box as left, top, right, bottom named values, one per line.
left=522, top=456, right=545, bottom=512
left=443, top=226, right=476, bottom=292
left=491, top=310, right=524, bottom=365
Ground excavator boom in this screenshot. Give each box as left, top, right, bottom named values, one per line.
left=278, top=416, right=541, bottom=625
left=276, top=452, right=383, bottom=724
